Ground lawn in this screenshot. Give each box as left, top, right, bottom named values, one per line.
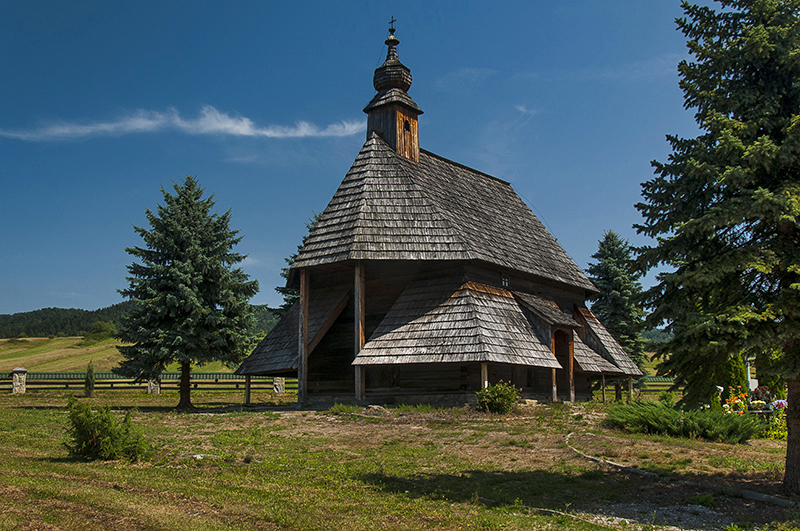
left=0, top=391, right=794, bottom=531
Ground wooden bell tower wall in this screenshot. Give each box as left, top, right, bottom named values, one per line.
left=367, top=104, right=420, bottom=162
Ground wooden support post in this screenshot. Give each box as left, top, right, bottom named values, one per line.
left=297, top=269, right=309, bottom=406
left=354, top=261, right=366, bottom=402
left=550, top=334, right=557, bottom=402
left=568, top=331, right=575, bottom=403
left=615, top=383, right=622, bottom=401
left=628, top=376, right=633, bottom=400
left=601, top=374, right=606, bottom=403
left=244, top=375, right=251, bottom=405
left=355, top=366, right=366, bottom=402
left=481, top=363, right=489, bottom=389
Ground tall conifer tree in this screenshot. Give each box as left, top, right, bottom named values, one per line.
left=116, top=176, right=259, bottom=410
left=635, top=0, right=800, bottom=492
left=586, top=231, right=646, bottom=370
left=274, top=212, right=320, bottom=316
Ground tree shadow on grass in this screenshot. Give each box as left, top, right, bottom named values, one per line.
left=359, top=468, right=793, bottom=530
left=361, top=468, right=628, bottom=510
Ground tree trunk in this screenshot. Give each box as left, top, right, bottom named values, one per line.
left=176, top=361, right=194, bottom=411
left=784, top=374, right=800, bottom=494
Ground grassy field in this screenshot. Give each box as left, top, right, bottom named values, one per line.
left=0, top=338, right=235, bottom=373
left=0, top=390, right=794, bottom=531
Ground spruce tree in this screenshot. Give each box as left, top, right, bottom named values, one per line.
left=274, top=212, right=320, bottom=316
left=116, top=176, right=259, bottom=410
left=586, top=231, right=646, bottom=370
left=635, top=0, right=800, bottom=493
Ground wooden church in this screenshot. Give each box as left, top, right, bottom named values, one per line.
left=236, top=28, right=642, bottom=405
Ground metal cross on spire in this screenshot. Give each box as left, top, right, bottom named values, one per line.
left=389, top=16, right=397, bottom=34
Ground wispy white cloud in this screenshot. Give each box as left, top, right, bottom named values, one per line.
left=0, top=105, right=365, bottom=141
left=223, top=154, right=260, bottom=164
left=241, top=256, right=261, bottom=267
left=435, top=67, right=497, bottom=91
left=515, top=105, right=539, bottom=116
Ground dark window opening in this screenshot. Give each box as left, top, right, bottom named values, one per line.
left=403, top=120, right=411, bottom=132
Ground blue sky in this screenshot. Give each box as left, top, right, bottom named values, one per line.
left=0, top=1, right=699, bottom=315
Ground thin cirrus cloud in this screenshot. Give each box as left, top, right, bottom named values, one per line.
left=434, top=67, right=498, bottom=91
left=0, top=105, right=365, bottom=141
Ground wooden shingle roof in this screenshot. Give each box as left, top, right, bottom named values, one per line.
left=236, top=287, right=350, bottom=376
left=573, top=335, right=625, bottom=375
left=291, top=133, right=596, bottom=293
left=513, top=292, right=580, bottom=328
left=576, top=308, right=643, bottom=377
left=353, top=280, right=561, bottom=368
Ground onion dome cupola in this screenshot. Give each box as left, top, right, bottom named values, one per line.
left=364, top=27, right=423, bottom=162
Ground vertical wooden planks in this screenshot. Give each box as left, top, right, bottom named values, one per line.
left=568, top=331, right=575, bottom=402
left=354, top=261, right=366, bottom=402
left=298, top=268, right=309, bottom=405
left=551, top=333, right=557, bottom=402
left=244, top=375, right=251, bottom=405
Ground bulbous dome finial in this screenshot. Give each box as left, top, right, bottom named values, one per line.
left=373, top=26, right=412, bottom=92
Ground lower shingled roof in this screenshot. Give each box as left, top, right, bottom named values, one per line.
left=353, top=279, right=562, bottom=368
left=236, top=287, right=350, bottom=376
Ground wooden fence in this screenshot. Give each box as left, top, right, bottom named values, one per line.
left=4, top=371, right=668, bottom=400
left=1, top=371, right=297, bottom=394
left=636, top=375, right=681, bottom=395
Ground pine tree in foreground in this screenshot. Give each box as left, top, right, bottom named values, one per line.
left=635, top=0, right=800, bottom=493
left=586, top=231, right=646, bottom=370
left=115, top=176, right=258, bottom=410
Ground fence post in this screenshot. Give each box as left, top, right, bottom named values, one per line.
left=244, top=375, right=251, bottom=405
left=601, top=374, right=606, bottom=403
left=11, top=367, right=28, bottom=395
left=147, top=377, right=161, bottom=395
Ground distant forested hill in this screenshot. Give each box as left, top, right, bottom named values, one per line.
left=0, top=302, right=279, bottom=339
left=642, top=328, right=673, bottom=346
left=0, top=302, right=135, bottom=338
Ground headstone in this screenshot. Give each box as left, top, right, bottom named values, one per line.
left=273, top=377, right=285, bottom=394
left=147, top=378, right=161, bottom=395
left=11, top=367, right=28, bottom=395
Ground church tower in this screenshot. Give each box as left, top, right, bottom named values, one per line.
left=363, top=27, right=423, bottom=162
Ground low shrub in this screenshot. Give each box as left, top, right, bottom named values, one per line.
left=476, top=381, right=520, bottom=414
left=605, top=401, right=761, bottom=444
left=658, top=390, right=675, bottom=407
left=687, top=493, right=715, bottom=507
left=83, top=361, right=95, bottom=397
left=65, top=397, right=150, bottom=461
left=763, top=408, right=787, bottom=441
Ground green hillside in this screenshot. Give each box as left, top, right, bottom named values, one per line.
left=0, top=337, right=125, bottom=373
left=0, top=337, right=244, bottom=373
